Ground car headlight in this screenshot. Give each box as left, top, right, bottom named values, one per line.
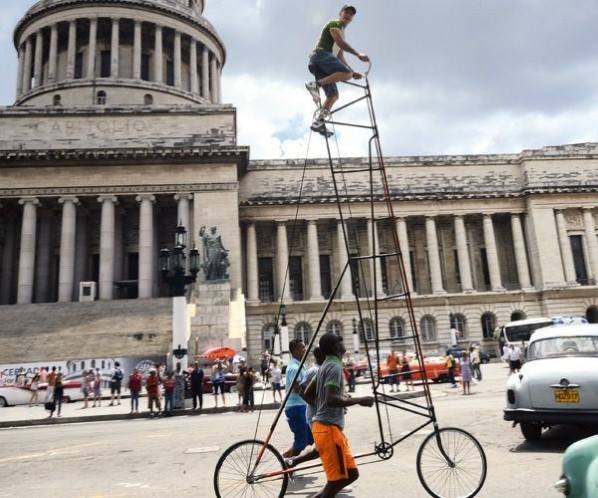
left=507, top=389, right=515, bottom=404
left=554, top=476, right=569, bottom=495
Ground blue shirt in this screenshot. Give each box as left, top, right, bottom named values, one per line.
left=285, top=358, right=306, bottom=408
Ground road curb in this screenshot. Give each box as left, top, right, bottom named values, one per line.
left=0, top=403, right=281, bottom=429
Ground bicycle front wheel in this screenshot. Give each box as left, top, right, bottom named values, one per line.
left=416, top=427, right=487, bottom=498
left=213, top=439, right=289, bottom=498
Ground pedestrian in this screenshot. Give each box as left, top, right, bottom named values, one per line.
left=260, top=351, right=271, bottom=383
left=470, top=346, right=482, bottom=381
left=449, top=327, right=461, bottom=348
left=50, top=373, right=64, bottom=418
left=236, top=366, right=245, bottom=408
left=38, top=367, right=48, bottom=383
left=190, top=362, right=204, bottom=410
left=270, top=360, right=283, bottom=404
left=173, top=364, right=185, bottom=410
left=91, top=368, right=102, bottom=407
left=146, top=369, right=161, bottom=417
left=461, top=351, right=473, bottom=395
left=212, top=360, right=226, bottom=408
left=109, top=361, right=124, bottom=406
left=163, top=372, right=175, bottom=415
left=128, top=368, right=142, bottom=414
left=345, top=355, right=356, bottom=393
left=400, top=353, right=414, bottom=391
left=242, top=368, right=256, bottom=413
left=282, top=339, right=313, bottom=459
left=445, top=350, right=457, bottom=388
left=46, top=366, right=57, bottom=401
left=80, top=370, right=91, bottom=409
left=508, top=344, right=522, bottom=374
left=29, top=373, right=40, bottom=406
left=304, top=333, right=374, bottom=497
left=305, top=5, right=369, bottom=136
left=386, top=350, right=400, bottom=393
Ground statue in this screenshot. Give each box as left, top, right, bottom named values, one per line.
left=199, top=226, right=230, bottom=281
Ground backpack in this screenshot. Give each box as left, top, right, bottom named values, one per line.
left=113, top=369, right=124, bottom=382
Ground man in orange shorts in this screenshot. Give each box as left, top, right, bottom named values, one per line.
left=308, top=332, right=373, bottom=497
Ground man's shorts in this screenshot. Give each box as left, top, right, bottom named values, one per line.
left=110, top=381, right=121, bottom=395
left=308, top=50, right=351, bottom=98
left=213, top=382, right=225, bottom=395
left=272, top=382, right=281, bottom=391
left=312, top=421, right=357, bottom=482
left=285, top=405, right=314, bottom=453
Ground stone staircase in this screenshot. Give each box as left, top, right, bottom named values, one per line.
left=0, top=298, right=172, bottom=363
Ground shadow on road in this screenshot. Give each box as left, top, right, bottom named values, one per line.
left=510, top=425, right=598, bottom=454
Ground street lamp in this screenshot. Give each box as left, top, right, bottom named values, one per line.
left=279, top=305, right=290, bottom=364
left=352, top=318, right=360, bottom=363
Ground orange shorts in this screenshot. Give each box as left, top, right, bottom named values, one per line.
left=312, top=421, right=357, bottom=482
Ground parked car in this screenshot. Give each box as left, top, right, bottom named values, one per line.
left=355, top=354, right=461, bottom=383
left=446, top=346, right=490, bottom=364
left=504, top=323, right=598, bottom=441
left=0, top=380, right=84, bottom=407
left=554, top=434, right=598, bottom=497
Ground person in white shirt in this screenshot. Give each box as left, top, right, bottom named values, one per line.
left=270, top=361, right=283, bottom=404
left=507, top=345, right=522, bottom=374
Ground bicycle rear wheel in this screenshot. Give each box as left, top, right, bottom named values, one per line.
left=416, top=427, right=487, bottom=498
left=213, top=439, right=289, bottom=498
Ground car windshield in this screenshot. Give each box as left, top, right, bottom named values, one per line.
left=527, top=336, right=598, bottom=360
left=504, top=321, right=553, bottom=343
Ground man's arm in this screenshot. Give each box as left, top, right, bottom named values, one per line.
left=302, top=377, right=317, bottom=406
left=325, top=384, right=373, bottom=408
left=330, top=28, right=369, bottom=62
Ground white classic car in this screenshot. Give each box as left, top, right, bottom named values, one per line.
left=504, top=323, right=598, bottom=441
left=0, top=380, right=84, bottom=407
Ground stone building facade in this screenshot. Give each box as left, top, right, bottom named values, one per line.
left=1, top=0, right=598, bottom=365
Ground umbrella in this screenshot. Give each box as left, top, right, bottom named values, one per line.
left=201, top=347, right=236, bottom=360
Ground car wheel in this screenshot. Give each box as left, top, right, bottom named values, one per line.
left=520, top=422, right=542, bottom=441
left=0, top=396, right=7, bottom=407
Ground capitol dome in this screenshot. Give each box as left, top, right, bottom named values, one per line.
left=12, top=0, right=225, bottom=106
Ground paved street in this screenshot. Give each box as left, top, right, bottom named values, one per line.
left=1, top=363, right=595, bottom=498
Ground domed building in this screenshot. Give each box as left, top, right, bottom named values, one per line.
left=1, top=0, right=598, bottom=371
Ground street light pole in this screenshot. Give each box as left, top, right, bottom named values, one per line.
left=352, top=318, right=360, bottom=363
left=280, top=304, right=290, bottom=364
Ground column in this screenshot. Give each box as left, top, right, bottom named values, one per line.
left=336, top=220, right=353, bottom=299
left=58, top=197, right=79, bottom=302
left=0, top=216, right=16, bottom=304
left=87, top=18, right=97, bottom=79
left=396, top=217, right=414, bottom=293
left=74, top=208, right=89, bottom=299
left=555, top=210, right=577, bottom=285
left=110, top=18, right=120, bottom=78
left=66, top=20, right=77, bottom=79
left=154, top=24, right=163, bottom=83
left=175, top=193, right=192, bottom=271
left=218, top=63, right=223, bottom=103
left=34, top=212, right=52, bottom=303
left=48, top=24, right=58, bottom=83
left=16, top=44, right=25, bottom=97
left=113, top=208, right=123, bottom=283
left=511, top=213, right=533, bottom=290
left=21, top=37, right=33, bottom=94
left=17, top=198, right=39, bottom=304
left=133, top=20, right=142, bottom=80
left=246, top=223, right=259, bottom=302
left=137, top=195, right=155, bottom=299
left=189, top=39, right=198, bottom=93
left=367, top=219, right=385, bottom=297
left=276, top=221, right=291, bottom=301
left=33, top=30, right=44, bottom=88
left=454, top=216, right=474, bottom=292
left=425, top=216, right=445, bottom=294
left=210, top=54, right=219, bottom=103
left=307, top=220, right=323, bottom=301
left=483, top=214, right=504, bottom=291
left=201, top=45, right=210, bottom=100
left=583, top=208, right=598, bottom=281
left=98, top=196, right=117, bottom=300
left=174, top=31, right=182, bottom=88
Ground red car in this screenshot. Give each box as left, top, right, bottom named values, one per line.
left=354, top=354, right=461, bottom=383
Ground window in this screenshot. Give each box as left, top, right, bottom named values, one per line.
left=326, top=320, right=343, bottom=336
left=420, top=315, right=437, bottom=342
left=480, top=248, right=491, bottom=288
left=481, top=312, right=496, bottom=339
left=80, top=361, right=85, bottom=370
left=258, top=257, right=274, bottom=302
left=294, top=322, right=312, bottom=343
left=586, top=306, right=598, bottom=324
left=410, top=250, right=417, bottom=292
left=144, top=94, right=154, bottom=105
left=101, top=360, right=105, bottom=369
left=141, top=54, right=151, bottom=81
left=166, top=59, right=174, bottom=86
left=289, top=256, right=304, bottom=301
left=389, top=317, right=405, bottom=340
left=570, top=235, right=589, bottom=285
left=52, top=94, right=62, bottom=106
left=74, top=52, right=84, bottom=79
left=454, top=249, right=461, bottom=285
left=100, top=50, right=111, bottom=77
left=262, top=323, right=276, bottom=352
left=510, top=310, right=526, bottom=321
left=96, top=91, right=107, bottom=105
left=91, top=359, right=96, bottom=368
left=450, top=313, right=467, bottom=339
left=358, top=318, right=375, bottom=342
left=350, top=255, right=361, bottom=296
left=380, top=256, right=389, bottom=294
left=320, top=255, right=332, bottom=299
left=127, top=253, right=139, bottom=280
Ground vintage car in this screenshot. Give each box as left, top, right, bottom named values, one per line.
left=504, top=324, right=598, bottom=441
left=0, top=380, right=84, bottom=407
left=355, top=354, right=461, bottom=383
left=554, top=434, right=598, bottom=498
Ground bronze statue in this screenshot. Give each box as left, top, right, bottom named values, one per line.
left=199, top=226, right=230, bottom=281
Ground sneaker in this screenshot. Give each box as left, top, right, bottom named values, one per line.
left=305, top=81, right=321, bottom=105
left=342, top=486, right=353, bottom=493
left=310, top=119, right=333, bottom=138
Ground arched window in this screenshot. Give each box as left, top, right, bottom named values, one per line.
left=80, top=361, right=85, bottom=370
left=262, top=323, right=276, bottom=353
left=389, top=317, right=405, bottom=340
left=294, top=322, right=312, bottom=343
left=450, top=313, right=468, bottom=339
left=101, top=360, right=105, bottom=369
left=358, top=318, right=375, bottom=342
left=481, top=312, right=497, bottom=339
left=326, top=320, right=343, bottom=336
left=586, top=306, right=598, bottom=324
left=510, top=310, right=526, bottom=321
left=91, top=359, right=96, bottom=369
left=96, top=90, right=107, bottom=105
left=144, top=93, right=153, bottom=105
left=420, top=315, right=437, bottom=342
left=52, top=94, right=62, bottom=106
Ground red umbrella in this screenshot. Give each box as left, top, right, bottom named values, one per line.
left=201, top=347, right=236, bottom=360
